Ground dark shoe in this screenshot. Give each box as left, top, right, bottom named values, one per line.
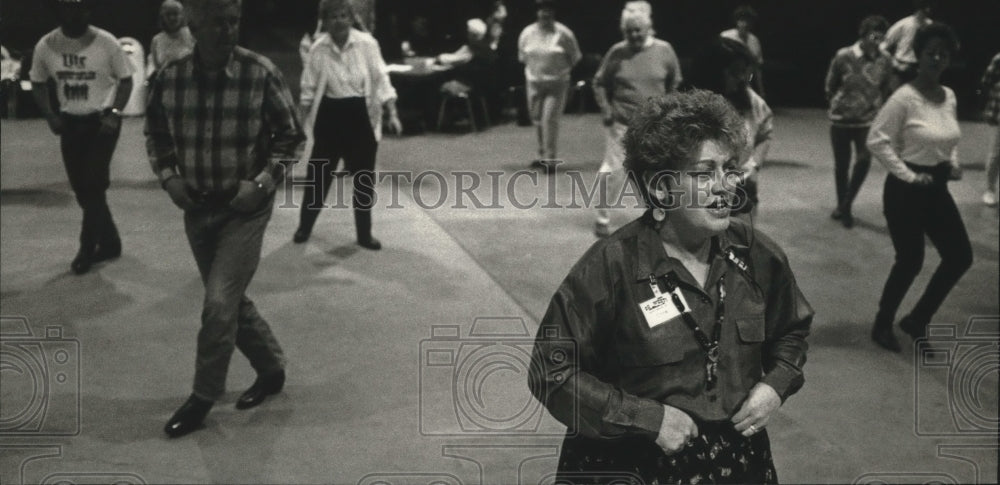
left=164, top=394, right=214, bottom=438
left=841, top=211, right=854, bottom=229
left=293, top=227, right=311, bottom=244
left=871, top=326, right=902, bottom=352
left=899, top=315, right=928, bottom=340
left=830, top=208, right=843, bottom=220
left=236, top=369, right=285, bottom=410
left=71, top=250, right=91, bottom=275
left=358, top=236, right=382, bottom=251
left=594, top=222, right=611, bottom=238
left=92, top=241, right=121, bottom=263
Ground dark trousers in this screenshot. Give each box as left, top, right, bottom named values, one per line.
left=830, top=124, right=872, bottom=212
left=185, top=199, right=285, bottom=401
left=875, top=163, right=973, bottom=330
left=298, top=97, right=378, bottom=240
left=60, top=113, right=121, bottom=252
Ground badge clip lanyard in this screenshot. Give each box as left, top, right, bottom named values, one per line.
left=657, top=272, right=727, bottom=390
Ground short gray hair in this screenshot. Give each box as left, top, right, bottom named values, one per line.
left=185, top=0, right=242, bottom=26
left=620, top=10, right=653, bottom=32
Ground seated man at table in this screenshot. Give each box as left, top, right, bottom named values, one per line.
left=436, top=18, right=500, bottom=124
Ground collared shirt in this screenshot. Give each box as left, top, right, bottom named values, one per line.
left=720, top=28, right=763, bottom=63
left=867, top=83, right=961, bottom=183
left=517, top=21, right=581, bottom=82
left=145, top=46, right=305, bottom=193
left=882, top=14, right=931, bottom=69
left=981, top=52, right=1000, bottom=125
left=593, top=37, right=683, bottom=124
left=529, top=214, right=813, bottom=440
left=300, top=29, right=397, bottom=140
left=29, top=26, right=133, bottom=115
left=825, top=42, right=893, bottom=126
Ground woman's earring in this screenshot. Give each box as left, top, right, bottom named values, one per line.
left=652, top=207, right=666, bottom=222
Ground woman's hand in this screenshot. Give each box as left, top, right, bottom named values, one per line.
left=731, top=382, right=781, bottom=438
left=948, top=164, right=963, bottom=181
left=655, top=405, right=699, bottom=455
left=911, top=173, right=934, bottom=185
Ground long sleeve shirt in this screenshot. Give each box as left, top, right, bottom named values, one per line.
left=825, top=43, right=893, bottom=127
left=867, top=83, right=961, bottom=183
left=529, top=214, right=812, bottom=440
left=299, top=29, right=397, bottom=141
left=147, top=27, right=195, bottom=75
left=592, top=38, right=682, bottom=125
left=517, top=21, right=581, bottom=83
left=145, top=47, right=305, bottom=193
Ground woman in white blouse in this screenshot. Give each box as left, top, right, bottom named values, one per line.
left=294, top=0, right=401, bottom=250
left=866, top=23, right=972, bottom=352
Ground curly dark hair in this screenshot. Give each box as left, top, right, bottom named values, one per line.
left=623, top=90, right=748, bottom=207
left=912, top=22, right=960, bottom=58
left=858, top=15, right=889, bottom=38
left=687, top=37, right=757, bottom=113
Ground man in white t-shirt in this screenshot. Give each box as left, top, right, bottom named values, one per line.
left=30, top=0, right=133, bottom=274
left=881, top=0, right=933, bottom=87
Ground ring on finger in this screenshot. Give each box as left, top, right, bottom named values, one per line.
left=748, top=424, right=757, bottom=434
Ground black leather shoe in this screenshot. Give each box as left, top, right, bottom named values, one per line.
left=236, top=369, right=285, bottom=410
left=841, top=211, right=854, bottom=229
left=358, top=236, right=382, bottom=251
left=293, top=227, right=311, bottom=244
left=71, top=250, right=91, bottom=275
left=92, top=242, right=122, bottom=263
left=871, top=326, right=902, bottom=352
left=164, top=394, right=214, bottom=438
left=899, top=315, right=927, bottom=340
left=830, top=208, right=843, bottom=220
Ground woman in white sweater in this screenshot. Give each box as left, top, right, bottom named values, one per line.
left=866, top=22, right=972, bottom=352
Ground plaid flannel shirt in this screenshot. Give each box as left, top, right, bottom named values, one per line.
left=145, top=46, right=305, bottom=193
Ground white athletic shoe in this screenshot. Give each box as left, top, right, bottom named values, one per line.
left=983, top=190, right=999, bottom=207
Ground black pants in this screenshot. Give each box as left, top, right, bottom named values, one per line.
left=875, top=163, right=973, bottom=330
left=830, top=124, right=872, bottom=212
left=298, top=97, right=378, bottom=239
left=60, top=113, right=122, bottom=253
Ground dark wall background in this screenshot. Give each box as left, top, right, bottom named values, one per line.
left=3, top=0, right=998, bottom=116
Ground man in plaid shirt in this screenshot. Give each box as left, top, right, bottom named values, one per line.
left=145, top=0, right=305, bottom=438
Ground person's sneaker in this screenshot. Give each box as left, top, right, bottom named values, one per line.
left=899, top=314, right=928, bottom=341
left=830, top=208, right=842, bottom=220
left=983, top=190, right=998, bottom=207
left=71, top=249, right=91, bottom=275
left=594, top=222, right=611, bottom=238
left=871, top=326, right=901, bottom=352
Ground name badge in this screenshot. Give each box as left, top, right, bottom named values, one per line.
left=639, top=276, right=689, bottom=328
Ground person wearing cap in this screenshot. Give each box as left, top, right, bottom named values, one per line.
left=147, top=0, right=195, bottom=77
left=145, top=0, right=305, bottom=437
left=517, top=0, right=581, bottom=169
left=720, top=4, right=765, bottom=98
left=29, top=0, right=134, bottom=275
left=592, top=7, right=682, bottom=237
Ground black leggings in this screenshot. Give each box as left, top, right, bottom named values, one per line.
left=875, top=163, right=973, bottom=329
left=61, top=113, right=122, bottom=251
left=298, top=97, right=378, bottom=239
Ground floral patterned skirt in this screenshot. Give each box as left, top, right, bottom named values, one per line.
left=556, top=421, right=777, bottom=484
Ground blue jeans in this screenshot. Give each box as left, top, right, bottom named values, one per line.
left=184, top=199, right=285, bottom=401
